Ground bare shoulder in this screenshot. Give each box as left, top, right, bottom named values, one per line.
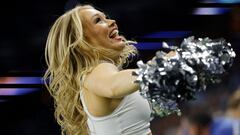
left=87, top=63, right=119, bottom=79
left=83, top=63, right=119, bottom=93
left=92, top=62, right=119, bottom=73
left=81, top=63, right=123, bottom=116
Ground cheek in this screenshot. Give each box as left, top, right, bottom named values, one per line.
left=94, top=28, right=109, bottom=43
left=84, top=29, right=99, bottom=44
left=85, top=32, right=105, bottom=47
left=95, top=24, right=109, bottom=35
left=84, top=24, right=110, bottom=46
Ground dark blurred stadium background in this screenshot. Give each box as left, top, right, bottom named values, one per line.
left=0, top=0, right=240, bottom=135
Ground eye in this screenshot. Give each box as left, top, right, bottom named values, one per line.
left=95, top=17, right=102, bottom=23
left=105, top=14, right=113, bottom=20
left=105, top=15, right=110, bottom=19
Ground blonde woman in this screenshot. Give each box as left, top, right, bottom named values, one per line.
left=44, top=4, right=175, bottom=135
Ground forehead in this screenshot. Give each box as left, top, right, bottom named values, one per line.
left=80, top=8, right=104, bottom=21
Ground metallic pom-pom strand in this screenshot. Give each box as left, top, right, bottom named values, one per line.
left=134, top=36, right=236, bottom=117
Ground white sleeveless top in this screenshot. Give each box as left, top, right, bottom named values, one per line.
left=80, top=91, right=152, bottom=135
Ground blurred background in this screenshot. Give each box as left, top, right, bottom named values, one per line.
left=0, top=0, right=240, bottom=135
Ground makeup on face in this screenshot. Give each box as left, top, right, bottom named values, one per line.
left=80, top=8, right=126, bottom=51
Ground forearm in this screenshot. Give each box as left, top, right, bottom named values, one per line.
left=110, top=69, right=140, bottom=98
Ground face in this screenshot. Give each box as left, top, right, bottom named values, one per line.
left=80, top=8, right=126, bottom=51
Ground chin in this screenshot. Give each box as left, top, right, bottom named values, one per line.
left=114, top=42, right=126, bottom=50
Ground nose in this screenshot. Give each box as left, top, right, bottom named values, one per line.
left=108, top=19, right=116, bottom=27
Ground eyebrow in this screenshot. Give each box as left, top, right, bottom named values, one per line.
left=91, top=12, right=106, bottom=20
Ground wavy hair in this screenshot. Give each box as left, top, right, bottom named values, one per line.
left=43, top=5, right=137, bottom=135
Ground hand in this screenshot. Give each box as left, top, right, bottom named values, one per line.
left=147, top=56, right=156, bottom=65
left=165, top=51, right=176, bottom=58
left=147, top=51, right=176, bottom=65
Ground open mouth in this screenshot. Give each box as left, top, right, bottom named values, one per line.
left=109, top=29, right=124, bottom=41
left=109, top=29, right=119, bottom=39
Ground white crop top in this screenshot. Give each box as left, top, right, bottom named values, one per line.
left=80, top=91, right=152, bottom=135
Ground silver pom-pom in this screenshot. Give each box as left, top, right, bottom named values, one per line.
left=134, top=36, right=236, bottom=117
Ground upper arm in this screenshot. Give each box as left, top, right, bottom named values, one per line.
left=84, top=63, right=139, bottom=98
left=84, top=63, right=119, bottom=98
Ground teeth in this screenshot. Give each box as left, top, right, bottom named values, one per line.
left=114, top=30, right=119, bottom=35
left=110, top=30, right=119, bottom=38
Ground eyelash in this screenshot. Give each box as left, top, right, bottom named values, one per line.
left=105, top=15, right=110, bottom=19
left=95, top=15, right=111, bottom=23
left=95, top=17, right=102, bottom=23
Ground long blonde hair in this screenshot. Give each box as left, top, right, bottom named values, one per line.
left=43, top=5, right=137, bottom=135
